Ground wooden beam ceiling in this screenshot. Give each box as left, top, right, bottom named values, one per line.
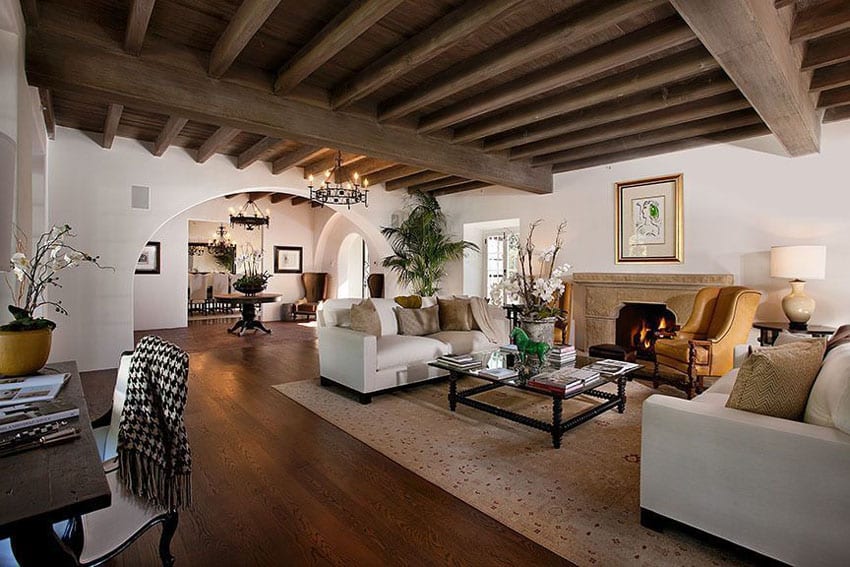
left=810, top=61, right=850, bottom=93
left=37, top=88, right=55, bottom=140
left=790, top=0, right=850, bottom=43
left=303, top=152, right=363, bottom=179
left=417, top=18, right=696, bottom=134
left=196, top=126, right=241, bottom=163
left=385, top=170, right=449, bottom=191
left=124, top=0, right=155, bottom=56
left=432, top=180, right=491, bottom=197
left=152, top=116, right=187, bottom=156
left=331, top=0, right=524, bottom=110
left=453, top=49, right=719, bottom=144
left=378, top=0, right=668, bottom=122
left=409, top=176, right=468, bottom=193
left=275, top=0, right=405, bottom=95
left=800, top=30, right=850, bottom=71
left=101, top=103, right=123, bottom=149
left=210, top=0, right=283, bottom=78
left=671, top=0, right=820, bottom=156
left=365, top=165, right=426, bottom=185
left=237, top=136, right=283, bottom=169
left=271, top=145, right=324, bottom=174
left=269, top=193, right=293, bottom=204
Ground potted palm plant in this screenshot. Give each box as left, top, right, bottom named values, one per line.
left=1, top=225, right=107, bottom=376
left=381, top=191, right=478, bottom=296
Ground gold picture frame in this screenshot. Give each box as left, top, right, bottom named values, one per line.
left=615, top=174, right=683, bottom=264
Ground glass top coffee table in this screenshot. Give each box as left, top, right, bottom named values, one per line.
left=429, top=351, right=637, bottom=448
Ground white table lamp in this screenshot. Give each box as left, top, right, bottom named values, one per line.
left=770, top=245, right=826, bottom=330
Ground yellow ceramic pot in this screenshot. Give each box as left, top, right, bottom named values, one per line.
left=0, top=328, right=52, bottom=376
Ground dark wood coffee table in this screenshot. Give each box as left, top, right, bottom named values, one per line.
left=429, top=352, right=636, bottom=448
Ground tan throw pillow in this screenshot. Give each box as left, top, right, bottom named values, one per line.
left=453, top=295, right=480, bottom=331
left=396, top=305, right=440, bottom=336
left=726, top=339, right=826, bottom=420
left=438, top=298, right=472, bottom=331
left=350, top=299, right=381, bottom=336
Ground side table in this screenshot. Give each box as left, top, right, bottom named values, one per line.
left=753, top=321, right=836, bottom=346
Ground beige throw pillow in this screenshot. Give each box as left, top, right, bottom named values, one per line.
left=726, top=339, right=826, bottom=420
left=438, top=298, right=473, bottom=331
left=350, top=299, right=381, bottom=336
left=396, top=305, right=440, bottom=336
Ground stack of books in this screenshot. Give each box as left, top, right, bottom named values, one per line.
left=499, top=344, right=519, bottom=355
left=584, top=359, right=642, bottom=377
left=548, top=344, right=576, bottom=365
left=436, top=354, right=482, bottom=370
left=528, top=367, right=600, bottom=394
left=478, top=367, right=518, bottom=380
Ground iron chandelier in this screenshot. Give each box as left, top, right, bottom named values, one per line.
left=308, top=150, right=369, bottom=209
left=229, top=200, right=269, bottom=230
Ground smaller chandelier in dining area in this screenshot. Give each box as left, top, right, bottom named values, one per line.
left=207, top=223, right=236, bottom=256
left=229, top=200, right=270, bottom=230
left=308, top=150, right=369, bottom=209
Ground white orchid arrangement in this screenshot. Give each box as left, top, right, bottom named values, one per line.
left=233, top=244, right=271, bottom=291
left=4, top=225, right=108, bottom=331
left=489, top=219, right=571, bottom=320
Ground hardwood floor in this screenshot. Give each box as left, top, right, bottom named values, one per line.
left=80, top=320, right=570, bottom=566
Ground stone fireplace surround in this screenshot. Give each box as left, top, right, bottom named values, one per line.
left=571, top=273, right=735, bottom=351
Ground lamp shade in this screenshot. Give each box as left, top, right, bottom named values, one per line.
left=770, top=245, right=826, bottom=280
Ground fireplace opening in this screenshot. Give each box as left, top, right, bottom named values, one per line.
left=615, top=302, right=677, bottom=360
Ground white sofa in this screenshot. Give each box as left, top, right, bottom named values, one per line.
left=318, top=298, right=509, bottom=403
left=640, top=344, right=850, bottom=566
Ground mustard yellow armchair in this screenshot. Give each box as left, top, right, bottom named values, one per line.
left=653, top=286, right=761, bottom=399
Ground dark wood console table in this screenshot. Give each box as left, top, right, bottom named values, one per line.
left=753, top=321, right=836, bottom=346
left=0, top=361, right=111, bottom=566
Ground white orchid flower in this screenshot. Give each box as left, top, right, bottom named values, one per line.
left=11, top=252, right=29, bottom=268
left=50, top=246, right=62, bottom=259
left=13, top=267, right=25, bottom=281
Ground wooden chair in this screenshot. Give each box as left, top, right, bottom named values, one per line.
left=295, top=272, right=329, bottom=320
left=653, top=286, right=761, bottom=399
left=553, top=282, right=573, bottom=345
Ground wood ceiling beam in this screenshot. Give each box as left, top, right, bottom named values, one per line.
left=196, top=126, right=240, bottom=163
left=431, top=181, right=491, bottom=197
left=790, top=0, right=850, bottom=43
left=338, top=158, right=396, bottom=182
left=524, top=93, right=751, bottom=163
left=552, top=123, right=770, bottom=173
left=330, top=0, right=523, bottom=110
left=269, top=193, right=293, bottom=204
left=408, top=176, right=468, bottom=193
left=823, top=104, right=850, bottom=123
left=209, top=0, right=282, bottom=78
left=26, top=28, right=552, bottom=193
left=818, top=85, right=850, bottom=108
left=37, top=88, right=55, bottom=140
left=378, top=0, right=667, bottom=122
left=545, top=109, right=762, bottom=168
left=291, top=196, right=310, bottom=206
left=271, top=145, right=324, bottom=174
left=774, top=0, right=795, bottom=8
left=303, top=152, right=363, bottom=179
left=801, top=30, right=850, bottom=71
left=152, top=116, right=187, bottom=156
left=247, top=191, right=272, bottom=201
left=417, top=18, right=695, bottom=134
left=275, top=0, right=405, bottom=95
left=671, top=0, right=821, bottom=156
left=101, top=103, right=123, bottom=149
left=453, top=49, right=718, bottom=145
left=237, top=136, right=282, bottom=169
left=124, top=0, right=156, bottom=56
left=385, top=170, right=449, bottom=191
left=365, top=165, right=426, bottom=185
left=810, top=61, right=850, bottom=92
left=490, top=73, right=736, bottom=154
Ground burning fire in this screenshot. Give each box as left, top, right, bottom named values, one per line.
left=634, top=316, right=669, bottom=350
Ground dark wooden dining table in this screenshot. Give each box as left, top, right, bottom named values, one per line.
left=0, top=361, right=111, bottom=566
left=214, top=292, right=282, bottom=335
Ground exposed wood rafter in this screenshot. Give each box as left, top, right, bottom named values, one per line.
left=818, top=85, right=850, bottom=108
left=365, top=165, right=426, bottom=185
left=303, top=152, right=363, bottom=179
left=237, top=136, right=283, bottom=169
left=385, top=170, right=449, bottom=191
left=152, top=116, right=187, bottom=156
left=790, top=0, right=850, bottom=43
left=275, top=0, right=405, bottom=95
left=37, top=88, right=55, bottom=140
left=810, top=61, right=850, bottom=93
left=378, top=0, right=667, bottom=122
left=101, top=103, right=124, bottom=149
left=271, top=145, right=324, bottom=174
left=409, top=176, right=468, bottom=193
left=824, top=104, right=850, bottom=123
left=800, top=30, right=850, bottom=71
left=671, top=0, right=820, bottom=156
left=269, top=193, right=294, bottom=204
left=196, top=126, right=240, bottom=163
left=338, top=157, right=395, bottom=181
left=124, top=0, right=156, bottom=56
left=331, top=0, right=523, bottom=110
left=209, top=0, right=283, bottom=78
left=432, top=180, right=491, bottom=197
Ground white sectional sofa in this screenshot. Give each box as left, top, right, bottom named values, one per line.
left=640, top=343, right=850, bottom=566
left=317, top=298, right=509, bottom=403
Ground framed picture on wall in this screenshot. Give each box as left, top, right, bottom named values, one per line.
left=135, top=241, right=161, bottom=274
left=615, top=174, right=683, bottom=264
left=274, top=246, right=303, bottom=274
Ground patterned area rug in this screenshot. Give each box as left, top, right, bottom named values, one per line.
left=273, top=378, right=753, bottom=566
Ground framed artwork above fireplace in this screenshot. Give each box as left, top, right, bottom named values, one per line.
left=615, top=173, right=683, bottom=264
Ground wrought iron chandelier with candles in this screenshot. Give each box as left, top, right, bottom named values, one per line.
left=206, top=223, right=236, bottom=256
left=229, top=199, right=270, bottom=230
left=308, top=150, right=369, bottom=208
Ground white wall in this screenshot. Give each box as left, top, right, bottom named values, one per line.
left=440, top=120, right=850, bottom=329
left=133, top=194, right=317, bottom=330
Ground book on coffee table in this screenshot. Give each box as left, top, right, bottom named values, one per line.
left=477, top=367, right=518, bottom=380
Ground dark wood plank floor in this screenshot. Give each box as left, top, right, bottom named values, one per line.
left=80, top=320, right=571, bottom=566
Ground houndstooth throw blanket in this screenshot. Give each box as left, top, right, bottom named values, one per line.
left=118, top=335, right=192, bottom=510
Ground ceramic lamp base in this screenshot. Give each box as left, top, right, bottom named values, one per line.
left=781, top=280, right=815, bottom=329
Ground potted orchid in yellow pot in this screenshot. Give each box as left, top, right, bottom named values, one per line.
left=1, top=225, right=107, bottom=376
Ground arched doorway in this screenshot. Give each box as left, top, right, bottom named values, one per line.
left=336, top=233, right=369, bottom=299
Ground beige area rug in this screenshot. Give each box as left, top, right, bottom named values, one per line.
left=273, top=379, right=752, bottom=566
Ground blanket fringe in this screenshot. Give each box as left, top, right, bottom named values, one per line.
left=119, top=449, right=192, bottom=510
